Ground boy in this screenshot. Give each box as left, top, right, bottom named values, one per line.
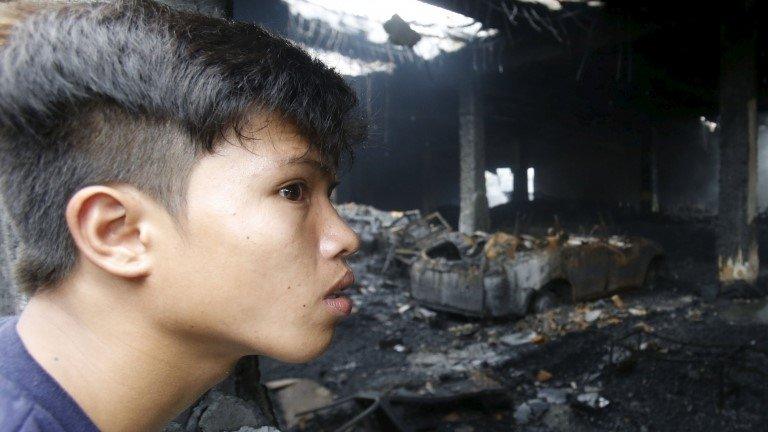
left=0, top=1, right=363, bottom=430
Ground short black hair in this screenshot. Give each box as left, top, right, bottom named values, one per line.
left=0, top=0, right=366, bottom=295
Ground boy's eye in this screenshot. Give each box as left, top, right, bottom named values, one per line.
left=279, top=183, right=306, bottom=202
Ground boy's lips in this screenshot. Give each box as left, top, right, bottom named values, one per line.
left=325, top=270, right=355, bottom=296
left=323, top=295, right=353, bottom=316
left=323, top=270, right=355, bottom=316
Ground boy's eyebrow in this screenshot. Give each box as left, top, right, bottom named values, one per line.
left=280, top=156, right=337, bottom=180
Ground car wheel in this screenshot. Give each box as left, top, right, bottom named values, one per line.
left=532, top=290, right=560, bottom=313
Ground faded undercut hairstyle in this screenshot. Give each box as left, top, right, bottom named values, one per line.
left=0, top=0, right=365, bottom=295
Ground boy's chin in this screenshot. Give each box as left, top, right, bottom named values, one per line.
left=256, top=332, right=334, bottom=364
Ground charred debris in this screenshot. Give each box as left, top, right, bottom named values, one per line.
left=255, top=204, right=768, bottom=432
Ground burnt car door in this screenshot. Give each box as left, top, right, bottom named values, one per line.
left=410, top=258, right=485, bottom=316
left=562, top=239, right=617, bottom=301
left=605, top=237, right=660, bottom=291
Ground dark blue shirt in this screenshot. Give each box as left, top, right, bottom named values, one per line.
left=0, top=316, right=99, bottom=432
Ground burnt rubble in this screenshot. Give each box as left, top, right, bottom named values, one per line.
left=256, top=204, right=768, bottom=432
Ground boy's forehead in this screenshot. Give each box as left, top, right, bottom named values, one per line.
left=229, top=114, right=337, bottom=178
left=279, top=153, right=334, bottom=172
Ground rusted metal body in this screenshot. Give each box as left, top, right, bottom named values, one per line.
left=334, top=204, right=452, bottom=269
left=382, top=212, right=452, bottom=272
left=410, top=230, right=663, bottom=318
left=335, top=203, right=404, bottom=252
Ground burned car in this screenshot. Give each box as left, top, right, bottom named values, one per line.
left=335, top=203, right=405, bottom=252
left=410, top=230, right=664, bottom=318
left=381, top=212, right=452, bottom=273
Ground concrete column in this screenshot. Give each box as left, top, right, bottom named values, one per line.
left=757, top=114, right=768, bottom=215
left=716, top=0, right=759, bottom=289
left=458, top=79, right=490, bottom=234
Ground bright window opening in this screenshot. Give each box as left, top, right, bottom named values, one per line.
left=527, top=167, right=535, bottom=201
left=485, top=167, right=516, bottom=208
left=496, top=167, right=513, bottom=193
left=485, top=170, right=509, bottom=208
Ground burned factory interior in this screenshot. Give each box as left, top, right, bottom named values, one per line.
left=1, top=0, right=768, bottom=431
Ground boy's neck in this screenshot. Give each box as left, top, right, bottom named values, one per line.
left=16, top=282, right=239, bottom=432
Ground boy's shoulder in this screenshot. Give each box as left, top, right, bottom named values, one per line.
left=0, top=316, right=97, bottom=432
left=0, top=316, right=64, bottom=431
left=0, top=372, right=63, bottom=431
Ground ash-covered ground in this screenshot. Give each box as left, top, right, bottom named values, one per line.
left=260, top=215, right=768, bottom=432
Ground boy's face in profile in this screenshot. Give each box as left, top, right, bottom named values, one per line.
left=143, top=116, right=360, bottom=363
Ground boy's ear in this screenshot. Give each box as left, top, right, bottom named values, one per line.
left=64, top=185, right=153, bottom=279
